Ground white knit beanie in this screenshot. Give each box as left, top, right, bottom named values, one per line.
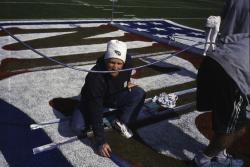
left=104, top=40, right=127, bottom=63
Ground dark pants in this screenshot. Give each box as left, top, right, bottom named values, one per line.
left=71, top=86, right=146, bottom=134
left=196, top=57, right=247, bottom=134
left=104, top=86, right=146, bottom=124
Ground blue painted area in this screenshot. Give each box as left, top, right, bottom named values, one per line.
left=110, top=153, right=133, bottom=167
left=0, top=99, right=73, bottom=167
left=112, top=20, right=205, bottom=54
left=0, top=19, right=205, bottom=55
left=115, top=20, right=205, bottom=38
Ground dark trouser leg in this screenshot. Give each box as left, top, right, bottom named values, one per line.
left=197, top=57, right=247, bottom=158
left=109, top=86, right=146, bottom=125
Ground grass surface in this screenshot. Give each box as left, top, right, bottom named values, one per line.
left=0, top=1, right=231, bottom=166
left=0, top=0, right=224, bottom=29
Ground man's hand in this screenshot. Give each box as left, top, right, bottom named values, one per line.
left=98, top=143, right=112, bottom=157
left=127, top=82, right=137, bottom=92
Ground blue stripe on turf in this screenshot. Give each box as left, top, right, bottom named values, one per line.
left=110, top=153, right=133, bottom=167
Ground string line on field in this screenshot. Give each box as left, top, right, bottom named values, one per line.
left=0, top=25, right=209, bottom=73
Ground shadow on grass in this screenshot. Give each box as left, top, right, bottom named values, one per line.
left=0, top=99, right=73, bottom=167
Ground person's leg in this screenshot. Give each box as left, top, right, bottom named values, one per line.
left=105, top=86, right=146, bottom=123
left=106, top=86, right=145, bottom=138
left=210, top=28, right=219, bottom=51
left=194, top=57, right=215, bottom=166
left=203, top=27, right=212, bottom=56
left=114, top=86, right=146, bottom=125
left=210, top=16, right=220, bottom=51
left=204, top=127, right=246, bottom=157
left=194, top=57, right=247, bottom=167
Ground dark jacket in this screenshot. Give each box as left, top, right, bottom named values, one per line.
left=209, top=0, right=249, bottom=96
left=81, top=54, right=132, bottom=145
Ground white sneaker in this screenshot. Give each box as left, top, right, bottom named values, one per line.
left=190, top=156, right=212, bottom=167
left=112, top=119, right=133, bottom=138
left=212, top=155, right=244, bottom=167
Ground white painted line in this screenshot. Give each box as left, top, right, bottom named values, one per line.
left=113, top=11, right=124, bottom=14
left=99, top=4, right=217, bottom=10
left=3, top=23, right=106, bottom=29
left=103, top=8, right=112, bottom=11
left=0, top=40, right=155, bottom=60
left=85, top=30, right=125, bottom=39
left=123, top=15, right=135, bottom=17
left=0, top=31, right=76, bottom=46
left=0, top=1, right=80, bottom=6
left=94, top=6, right=104, bottom=9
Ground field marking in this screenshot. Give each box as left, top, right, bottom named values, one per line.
left=166, top=17, right=205, bottom=20
left=3, top=23, right=106, bottom=29
left=71, top=0, right=91, bottom=7
left=94, top=4, right=217, bottom=10
left=84, top=30, right=125, bottom=39
left=123, top=14, right=135, bottom=17
left=0, top=31, right=76, bottom=47
left=102, top=9, right=112, bottom=11
left=0, top=53, right=197, bottom=165
left=0, top=21, right=199, bottom=166
left=0, top=1, right=81, bottom=6
left=138, top=111, right=209, bottom=160
left=0, top=39, right=155, bottom=60
left=113, top=12, right=124, bottom=14
left=0, top=1, right=221, bottom=10
left=121, top=0, right=223, bottom=5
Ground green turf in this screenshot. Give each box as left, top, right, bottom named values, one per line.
left=0, top=0, right=224, bottom=29
left=0, top=1, right=227, bottom=166
left=107, top=130, right=187, bottom=167
left=146, top=81, right=196, bottom=98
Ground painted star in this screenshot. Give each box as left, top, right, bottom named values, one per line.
left=135, top=28, right=148, bottom=32
left=168, top=26, right=182, bottom=30
left=151, top=27, right=166, bottom=31
left=119, top=22, right=130, bottom=26
left=174, top=33, right=186, bottom=36
left=135, top=22, right=147, bottom=26
left=152, top=22, right=163, bottom=25
left=189, top=32, right=203, bottom=36
left=153, top=34, right=168, bottom=38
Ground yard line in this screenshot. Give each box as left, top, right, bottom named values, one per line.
left=94, top=6, right=104, bottom=9
left=71, top=0, right=90, bottom=6
left=0, top=31, right=76, bottom=44
left=166, top=17, right=205, bottom=20
left=94, top=4, right=218, bottom=10
left=102, top=9, right=112, bottom=11
left=113, top=12, right=124, bottom=14
left=3, top=23, right=106, bottom=29
left=119, top=0, right=223, bottom=5
left=0, top=1, right=80, bottom=6
left=123, top=15, right=136, bottom=17
left=84, top=30, right=125, bottom=39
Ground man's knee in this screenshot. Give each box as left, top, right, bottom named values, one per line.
left=130, top=86, right=146, bottom=100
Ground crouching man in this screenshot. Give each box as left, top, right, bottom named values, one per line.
left=71, top=40, right=146, bottom=157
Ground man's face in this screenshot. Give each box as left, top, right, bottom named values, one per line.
left=105, top=58, right=124, bottom=77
